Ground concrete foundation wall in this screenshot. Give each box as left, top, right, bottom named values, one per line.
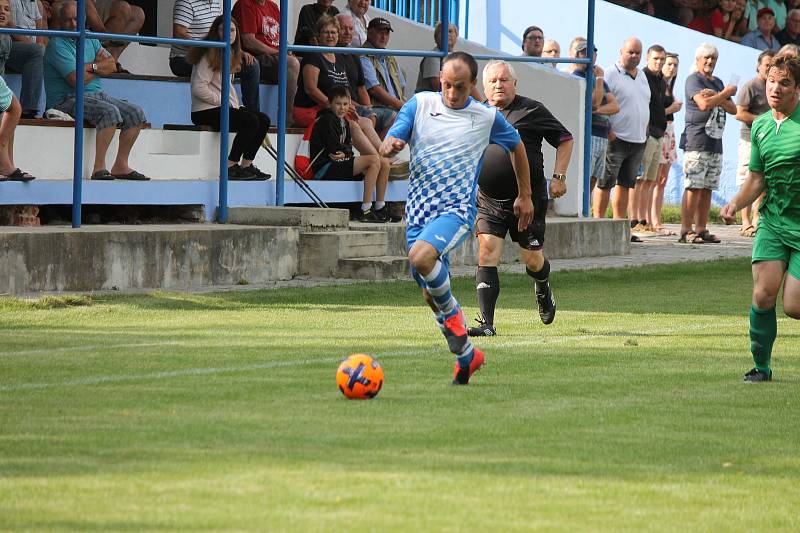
left=0, top=225, right=298, bottom=294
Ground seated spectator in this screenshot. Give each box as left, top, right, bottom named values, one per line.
left=779, top=42, right=800, bottom=55
left=687, top=4, right=724, bottom=35
left=415, top=21, right=457, bottom=92
left=0, top=0, right=44, bottom=118
left=336, top=12, right=395, bottom=136
left=360, top=18, right=407, bottom=111
left=724, top=0, right=750, bottom=42
left=294, top=0, right=338, bottom=44
left=189, top=16, right=270, bottom=181
left=43, top=0, right=148, bottom=180
left=234, top=0, right=300, bottom=126
left=293, top=15, right=350, bottom=127
left=521, top=25, right=544, bottom=57
left=340, top=0, right=370, bottom=47
left=309, top=86, right=390, bottom=222
left=169, top=0, right=260, bottom=112
left=0, top=75, right=34, bottom=181
left=294, top=14, right=387, bottom=161
left=777, top=8, right=800, bottom=45
left=742, top=7, right=782, bottom=50
left=542, top=38, right=560, bottom=68
left=85, top=0, right=144, bottom=72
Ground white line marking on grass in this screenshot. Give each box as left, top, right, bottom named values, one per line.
left=0, top=320, right=752, bottom=393
left=0, top=341, right=184, bottom=357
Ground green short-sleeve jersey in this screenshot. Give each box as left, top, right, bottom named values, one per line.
left=750, top=102, right=800, bottom=245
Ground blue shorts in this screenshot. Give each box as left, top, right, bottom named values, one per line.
left=406, top=213, right=471, bottom=287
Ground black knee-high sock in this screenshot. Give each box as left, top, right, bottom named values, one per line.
left=526, top=259, right=550, bottom=289
left=476, top=266, right=500, bottom=325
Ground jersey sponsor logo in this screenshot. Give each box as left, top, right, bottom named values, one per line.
left=434, top=234, right=447, bottom=243
left=429, top=112, right=443, bottom=117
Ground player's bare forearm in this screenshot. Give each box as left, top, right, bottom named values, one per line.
left=721, top=171, right=765, bottom=223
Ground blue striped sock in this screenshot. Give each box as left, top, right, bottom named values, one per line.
left=456, top=343, right=475, bottom=369
left=423, top=261, right=456, bottom=316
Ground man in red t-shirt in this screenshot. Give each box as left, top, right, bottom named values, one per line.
left=233, top=0, right=300, bottom=124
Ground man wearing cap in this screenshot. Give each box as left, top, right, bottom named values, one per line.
left=521, top=25, right=544, bottom=57
left=360, top=17, right=408, bottom=111
left=741, top=7, right=782, bottom=51
left=569, top=38, right=620, bottom=200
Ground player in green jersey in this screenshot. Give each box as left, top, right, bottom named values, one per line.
left=721, top=54, right=800, bottom=382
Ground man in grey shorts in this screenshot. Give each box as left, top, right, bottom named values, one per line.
left=44, top=1, right=148, bottom=181
left=594, top=37, right=650, bottom=241
left=678, top=42, right=737, bottom=244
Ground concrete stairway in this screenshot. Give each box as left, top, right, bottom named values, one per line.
left=228, top=207, right=409, bottom=280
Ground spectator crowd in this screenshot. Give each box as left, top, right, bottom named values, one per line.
left=0, top=0, right=797, bottom=239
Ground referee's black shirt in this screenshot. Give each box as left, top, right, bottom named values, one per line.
left=478, top=95, right=572, bottom=201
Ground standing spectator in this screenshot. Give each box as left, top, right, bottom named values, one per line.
left=688, top=3, right=725, bottom=35
left=716, top=0, right=748, bottom=41
left=415, top=21, right=457, bottom=92
left=594, top=37, right=650, bottom=241
left=677, top=42, right=737, bottom=243
left=85, top=0, right=144, bottom=71
left=741, top=7, right=782, bottom=50
left=569, top=38, right=620, bottom=198
left=360, top=17, right=407, bottom=111
left=294, top=0, right=338, bottom=44
left=735, top=49, right=774, bottom=237
left=542, top=39, right=560, bottom=68
left=44, top=0, right=148, bottom=181
left=0, top=0, right=45, bottom=118
left=189, top=16, right=269, bottom=181
left=631, top=44, right=670, bottom=234
left=777, top=8, right=800, bottom=45
left=652, top=52, right=681, bottom=235
left=169, top=0, right=261, bottom=112
left=0, top=72, right=34, bottom=180
left=340, top=0, right=370, bottom=47
left=778, top=42, right=800, bottom=55
left=521, top=25, right=544, bottom=57
left=234, top=0, right=300, bottom=126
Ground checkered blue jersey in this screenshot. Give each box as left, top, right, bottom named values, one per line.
left=387, top=92, right=521, bottom=227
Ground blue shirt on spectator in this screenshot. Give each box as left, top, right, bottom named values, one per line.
left=360, top=55, right=406, bottom=98
left=740, top=30, right=781, bottom=52
left=43, top=37, right=104, bottom=109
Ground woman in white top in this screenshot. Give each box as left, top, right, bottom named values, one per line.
left=189, top=16, right=270, bottom=180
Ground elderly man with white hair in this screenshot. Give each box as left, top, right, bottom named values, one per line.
left=340, top=0, right=370, bottom=47
left=677, top=42, right=737, bottom=244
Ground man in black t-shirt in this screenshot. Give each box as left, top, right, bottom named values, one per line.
left=468, top=60, right=574, bottom=337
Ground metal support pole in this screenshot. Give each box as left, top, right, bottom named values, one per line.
left=464, top=0, right=470, bottom=39
left=72, top=0, right=87, bottom=228
left=583, top=0, right=597, bottom=218
left=218, top=0, right=232, bottom=223
left=277, top=0, right=288, bottom=206
left=441, top=0, right=449, bottom=51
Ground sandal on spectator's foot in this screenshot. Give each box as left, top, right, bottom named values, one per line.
left=6, top=168, right=35, bottom=181
left=678, top=231, right=704, bottom=244
left=90, top=170, right=114, bottom=180
left=654, top=225, right=676, bottom=236
left=740, top=224, right=756, bottom=237
left=697, top=230, right=721, bottom=243
left=112, top=170, right=149, bottom=181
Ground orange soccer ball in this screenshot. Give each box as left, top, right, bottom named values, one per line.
left=336, top=354, right=384, bottom=400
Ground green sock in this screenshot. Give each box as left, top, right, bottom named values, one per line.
left=750, top=305, right=777, bottom=372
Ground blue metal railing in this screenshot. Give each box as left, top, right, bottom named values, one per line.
left=0, top=0, right=232, bottom=228
left=278, top=0, right=596, bottom=217
left=374, top=0, right=461, bottom=30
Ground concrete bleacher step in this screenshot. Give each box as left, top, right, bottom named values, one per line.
left=227, top=206, right=350, bottom=231
left=299, top=230, right=390, bottom=277
left=336, top=255, right=410, bottom=280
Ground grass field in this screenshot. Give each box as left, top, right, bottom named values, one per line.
left=1, top=258, right=799, bottom=531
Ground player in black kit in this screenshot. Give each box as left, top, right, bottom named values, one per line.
left=469, top=59, right=574, bottom=336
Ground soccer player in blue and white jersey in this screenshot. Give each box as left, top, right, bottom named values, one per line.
left=380, top=52, right=534, bottom=385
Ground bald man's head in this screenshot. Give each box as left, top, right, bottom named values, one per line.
left=619, top=38, right=642, bottom=70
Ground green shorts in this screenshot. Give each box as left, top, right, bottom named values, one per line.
left=752, top=223, right=800, bottom=280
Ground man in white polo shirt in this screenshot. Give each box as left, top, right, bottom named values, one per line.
left=593, top=37, right=650, bottom=242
